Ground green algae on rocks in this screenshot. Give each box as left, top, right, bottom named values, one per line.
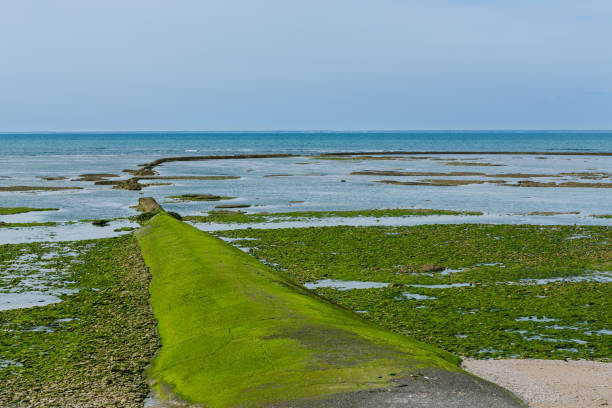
left=217, top=224, right=612, bottom=361
left=184, top=208, right=483, bottom=224
left=0, top=207, right=59, bottom=215
left=0, top=235, right=159, bottom=407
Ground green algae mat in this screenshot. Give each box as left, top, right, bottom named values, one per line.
left=135, top=214, right=524, bottom=407
left=218, top=224, right=612, bottom=361
left=0, top=236, right=158, bottom=407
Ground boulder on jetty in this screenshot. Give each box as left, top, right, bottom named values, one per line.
left=137, top=197, right=164, bottom=213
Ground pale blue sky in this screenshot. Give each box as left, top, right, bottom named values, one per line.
left=1, top=0, right=611, bottom=131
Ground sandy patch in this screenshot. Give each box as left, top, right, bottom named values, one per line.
left=463, top=359, right=611, bottom=408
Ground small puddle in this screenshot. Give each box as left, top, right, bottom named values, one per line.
left=218, top=237, right=259, bottom=243
left=0, top=359, right=23, bottom=369
left=522, top=335, right=587, bottom=344
left=478, top=347, right=502, bottom=354
left=0, top=292, right=69, bottom=311
left=515, top=316, right=559, bottom=322
left=586, top=329, right=612, bottom=336
left=544, top=325, right=580, bottom=331
left=1, top=243, right=90, bottom=311
left=439, top=268, right=465, bottom=276
left=304, top=279, right=389, bottom=291
left=398, top=293, right=438, bottom=300
left=565, top=234, right=591, bottom=240
left=407, top=283, right=471, bottom=289
left=456, top=309, right=479, bottom=314
left=516, top=271, right=612, bottom=285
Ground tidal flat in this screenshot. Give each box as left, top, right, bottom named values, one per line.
left=2, top=142, right=612, bottom=405
left=184, top=207, right=482, bottom=224
left=217, top=224, right=612, bottom=360
left=0, top=235, right=159, bottom=407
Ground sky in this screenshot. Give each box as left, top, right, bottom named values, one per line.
left=0, top=0, right=611, bottom=131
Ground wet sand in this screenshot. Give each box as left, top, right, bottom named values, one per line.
left=463, top=359, right=612, bottom=408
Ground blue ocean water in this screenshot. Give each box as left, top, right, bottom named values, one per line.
left=1, top=131, right=612, bottom=157
left=1, top=131, right=612, bottom=243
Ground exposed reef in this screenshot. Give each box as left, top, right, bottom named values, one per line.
left=123, top=168, right=158, bottom=176
left=72, top=173, right=119, bottom=182
left=510, top=181, right=612, bottom=188
left=351, top=171, right=485, bottom=177
left=0, top=207, right=59, bottom=215
left=376, top=179, right=501, bottom=187
left=523, top=211, right=581, bottom=216
left=214, top=204, right=251, bottom=209
left=0, top=186, right=83, bottom=192
left=36, top=176, right=67, bottom=181
left=445, top=162, right=505, bottom=167
left=137, top=175, right=239, bottom=181
left=167, top=194, right=235, bottom=201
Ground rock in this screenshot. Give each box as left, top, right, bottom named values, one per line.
left=95, top=178, right=145, bottom=190
left=123, top=168, right=158, bottom=176
left=137, top=198, right=164, bottom=213
left=421, top=263, right=445, bottom=272
left=37, top=176, right=68, bottom=181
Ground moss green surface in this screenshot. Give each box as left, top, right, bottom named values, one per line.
left=184, top=208, right=482, bottom=224
left=0, top=207, right=58, bottom=215
left=217, top=225, right=612, bottom=360
left=136, top=214, right=461, bottom=407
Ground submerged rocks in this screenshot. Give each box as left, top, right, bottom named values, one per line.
left=0, top=186, right=83, bottom=192
left=215, top=204, right=251, bottom=209
left=512, top=180, right=612, bottom=188
left=212, top=210, right=246, bottom=215
left=445, top=162, right=505, bottom=167
left=351, top=170, right=485, bottom=177
left=37, top=176, right=68, bottom=181
left=376, top=179, right=490, bottom=187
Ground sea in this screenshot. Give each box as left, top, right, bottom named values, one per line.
left=1, top=131, right=612, bottom=243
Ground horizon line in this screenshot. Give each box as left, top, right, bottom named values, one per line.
left=1, top=129, right=612, bottom=135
